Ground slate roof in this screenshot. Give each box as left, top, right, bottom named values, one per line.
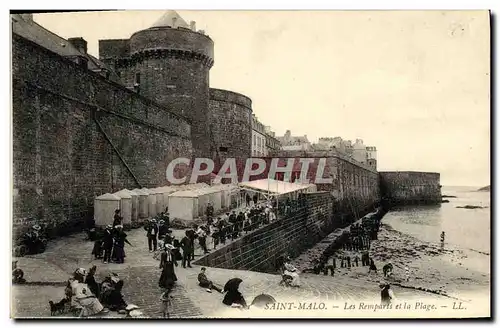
left=11, top=13, right=122, bottom=83
left=151, top=10, right=190, bottom=29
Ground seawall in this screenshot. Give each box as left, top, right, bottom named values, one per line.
left=292, top=208, right=388, bottom=271
left=194, top=191, right=377, bottom=273
left=253, top=151, right=381, bottom=213
left=379, top=171, right=442, bottom=206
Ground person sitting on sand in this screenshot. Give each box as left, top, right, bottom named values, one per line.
left=283, top=257, right=301, bottom=287
left=12, top=261, right=26, bottom=284
left=198, top=267, right=223, bottom=293
left=68, top=268, right=107, bottom=317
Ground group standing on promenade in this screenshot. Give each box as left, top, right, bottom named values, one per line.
left=90, top=209, right=133, bottom=264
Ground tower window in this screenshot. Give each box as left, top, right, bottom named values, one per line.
left=134, top=72, right=141, bottom=85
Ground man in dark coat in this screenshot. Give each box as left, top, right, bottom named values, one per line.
left=362, top=251, right=370, bottom=266
left=368, top=258, right=378, bottom=273
left=112, top=225, right=132, bottom=264
left=188, top=228, right=197, bottom=260
left=236, top=212, right=245, bottom=231
left=163, top=230, right=174, bottom=246
left=180, top=231, right=193, bottom=268
left=163, top=207, right=170, bottom=228
left=219, top=224, right=227, bottom=245
left=206, top=203, right=214, bottom=220
left=113, top=210, right=123, bottom=227
left=231, top=221, right=240, bottom=240
left=144, top=219, right=159, bottom=252
left=158, top=220, right=169, bottom=240
left=102, top=225, right=114, bottom=264
left=228, top=211, right=237, bottom=226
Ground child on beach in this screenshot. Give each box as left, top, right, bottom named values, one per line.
left=368, top=259, right=377, bottom=273
left=405, top=266, right=410, bottom=281
left=160, top=290, right=173, bottom=318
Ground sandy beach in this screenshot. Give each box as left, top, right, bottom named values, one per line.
left=292, top=221, right=490, bottom=302
left=368, top=223, right=490, bottom=299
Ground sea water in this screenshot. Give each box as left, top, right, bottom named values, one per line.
left=382, top=186, right=491, bottom=253
left=382, top=186, right=491, bottom=275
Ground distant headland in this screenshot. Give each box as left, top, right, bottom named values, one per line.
left=477, top=185, right=490, bottom=192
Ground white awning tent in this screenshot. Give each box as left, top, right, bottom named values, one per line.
left=168, top=187, right=223, bottom=221
left=238, top=179, right=314, bottom=197
left=210, top=183, right=240, bottom=209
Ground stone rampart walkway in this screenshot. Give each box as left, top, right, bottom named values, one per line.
left=11, top=226, right=446, bottom=318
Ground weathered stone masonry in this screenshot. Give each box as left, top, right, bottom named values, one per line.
left=208, top=88, right=252, bottom=167
left=194, top=191, right=375, bottom=273
left=12, top=34, right=192, bottom=238
left=379, top=171, right=441, bottom=205
left=255, top=151, right=381, bottom=218
left=99, top=26, right=214, bottom=160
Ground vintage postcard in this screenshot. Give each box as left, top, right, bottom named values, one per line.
left=10, top=10, right=490, bottom=319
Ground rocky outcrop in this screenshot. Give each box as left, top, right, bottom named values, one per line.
left=456, top=205, right=488, bottom=209
left=477, top=185, right=490, bottom=192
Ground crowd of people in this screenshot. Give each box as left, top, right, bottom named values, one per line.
left=148, top=193, right=303, bottom=315
left=14, top=224, right=47, bottom=256
left=47, top=265, right=131, bottom=317
left=18, top=190, right=306, bottom=318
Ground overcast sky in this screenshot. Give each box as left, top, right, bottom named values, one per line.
left=33, top=10, right=490, bottom=187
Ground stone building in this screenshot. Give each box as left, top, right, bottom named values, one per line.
left=99, top=11, right=215, bottom=159
left=366, top=146, right=377, bottom=170
left=209, top=88, right=252, bottom=166
left=314, top=136, right=377, bottom=169
left=264, top=125, right=281, bottom=154
left=352, top=139, right=367, bottom=164
left=11, top=11, right=256, bottom=236
left=314, top=136, right=353, bottom=156
left=277, top=130, right=312, bottom=151
left=252, top=149, right=380, bottom=211
left=252, top=114, right=267, bottom=156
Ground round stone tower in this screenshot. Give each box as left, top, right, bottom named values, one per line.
left=128, top=11, right=214, bottom=159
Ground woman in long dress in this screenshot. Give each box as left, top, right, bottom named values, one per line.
left=283, top=257, right=301, bottom=287
left=112, top=225, right=132, bottom=264
left=158, top=244, right=178, bottom=292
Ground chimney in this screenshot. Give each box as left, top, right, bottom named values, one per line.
left=20, top=13, right=33, bottom=22
left=172, top=17, right=177, bottom=28
left=199, top=30, right=205, bottom=35
left=190, top=21, right=196, bottom=31
left=68, top=37, right=88, bottom=54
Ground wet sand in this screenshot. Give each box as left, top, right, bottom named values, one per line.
left=368, top=223, right=490, bottom=299
left=293, top=222, right=490, bottom=301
